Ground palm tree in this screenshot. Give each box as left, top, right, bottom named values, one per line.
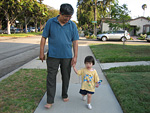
left=37, top=0, right=43, bottom=4
left=142, top=4, right=147, bottom=17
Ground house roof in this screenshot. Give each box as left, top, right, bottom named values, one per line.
left=128, top=16, right=150, bottom=22
left=101, top=18, right=122, bottom=23
left=101, top=16, right=150, bottom=23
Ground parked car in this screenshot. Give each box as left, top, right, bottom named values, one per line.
left=15, top=28, right=23, bottom=33
left=2, top=27, right=23, bottom=34
left=146, top=35, right=150, bottom=42
left=38, top=27, right=43, bottom=32
left=97, top=30, right=130, bottom=41
left=0, top=29, right=4, bottom=34
left=30, top=27, right=35, bottom=32
left=3, top=28, right=16, bottom=34
left=23, top=28, right=30, bottom=33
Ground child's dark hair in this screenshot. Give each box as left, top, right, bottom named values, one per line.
left=84, top=56, right=95, bottom=65
left=60, top=3, right=74, bottom=15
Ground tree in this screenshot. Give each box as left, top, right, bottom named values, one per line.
left=77, top=0, right=116, bottom=35
left=0, top=8, right=6, bottom=29
left=46, top=7, right=59, bottom=19
left=97, top=0, right=117, bottom=18
left=37, top=0, right=44, bottom=32
left=38, top=4, right=52, bottom=31
left=0, top=0, right=23, bottom=34
left=77, top=0, right=93, bottom=30
left=142, top=4, right=147, bottom=17
left=0, top=0, right=59, bottom=33
left=38, top=5, right=59, bottom=31
left=32, top=1, right=47, bottom=32
left=20, top=0, right=34, bottom=33
left=108, top=3, right=131, bottom=31
left=37, top=0, right=44, bottom=4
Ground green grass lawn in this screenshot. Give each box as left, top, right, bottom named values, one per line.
left=0, top=69, right=47, bottom=113
left=90, top=44, right=150, bottom=63
left=0, top=32, right=42, bottom=37
left=90, top=44, right=150, bottom=112
left=104, top=65, right=150, bottom=113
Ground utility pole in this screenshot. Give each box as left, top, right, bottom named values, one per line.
left=93, top=0, right=103, bottom=36
left=94, top=0, right=97, bottom=36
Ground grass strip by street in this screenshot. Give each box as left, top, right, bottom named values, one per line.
left=0, top=32, right=42, bottom=37
left=0, top=69, right=47, bottom=113
left=90, top=44, right=150, bottom=63
left=104, top=65, right=150, bottom=113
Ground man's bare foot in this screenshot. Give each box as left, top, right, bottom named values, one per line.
left=63, top=98, right=69, bottom=102
left=44, top=104, right=52, bottom=109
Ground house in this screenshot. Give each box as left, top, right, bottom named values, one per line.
left=100, top=17, right=150, bottom=36
left=129, top=17, right=150, bottom=35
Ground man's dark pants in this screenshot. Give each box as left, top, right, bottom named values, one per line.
left=46, top=57, right=72, bottom=104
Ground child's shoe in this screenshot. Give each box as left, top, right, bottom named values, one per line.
left=82, top=96, right=86, bottom=101
left=87, top=103, right=92, bottom=110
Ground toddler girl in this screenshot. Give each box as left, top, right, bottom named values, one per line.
left=73, top=56, right=100, bottom=110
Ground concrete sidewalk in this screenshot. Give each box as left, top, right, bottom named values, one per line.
left=30, top=45, right=123, bottom=113
left=100, top=61, right=150, bottom=70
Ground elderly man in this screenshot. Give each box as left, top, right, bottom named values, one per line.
left=40, top=3, right=79, bottom=109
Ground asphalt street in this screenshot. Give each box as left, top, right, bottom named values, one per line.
left=0, top=36, right=149, bottom=78
left=0, top=37, right=48, bottom=78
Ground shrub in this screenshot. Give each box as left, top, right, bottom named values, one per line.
left=146, top=32, right=150, bottom=35
left=84, top=30, right=92, bottom=36
left=90, top=34, right=97, bottom=39
left=138, top=33, right=147, bottom=40
left=85, top=35, right=90, bottom=39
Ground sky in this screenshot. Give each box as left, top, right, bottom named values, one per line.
left=43, top=0, right=150, bottom=21
left=119, top=0, right=150, bottom=19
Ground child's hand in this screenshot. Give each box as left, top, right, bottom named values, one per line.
left=95, top=84, right=99, bottom=88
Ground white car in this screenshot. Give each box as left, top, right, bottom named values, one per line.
left=146, top=35, right=150, bottom=42
left=30, top=27, right=35, bottom=32
left=97, top=30, right=130, bottom=41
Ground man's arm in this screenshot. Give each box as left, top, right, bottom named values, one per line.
left=71, top=40, right=78, bottom=66
left=40, top=36, right=46, bottom=62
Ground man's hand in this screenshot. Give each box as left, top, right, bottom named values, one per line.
left=39, top=54, right=45, bottom=62
left=71, top=57, right=77, bottom=66
left=72, top=40, right=78, bottom=66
